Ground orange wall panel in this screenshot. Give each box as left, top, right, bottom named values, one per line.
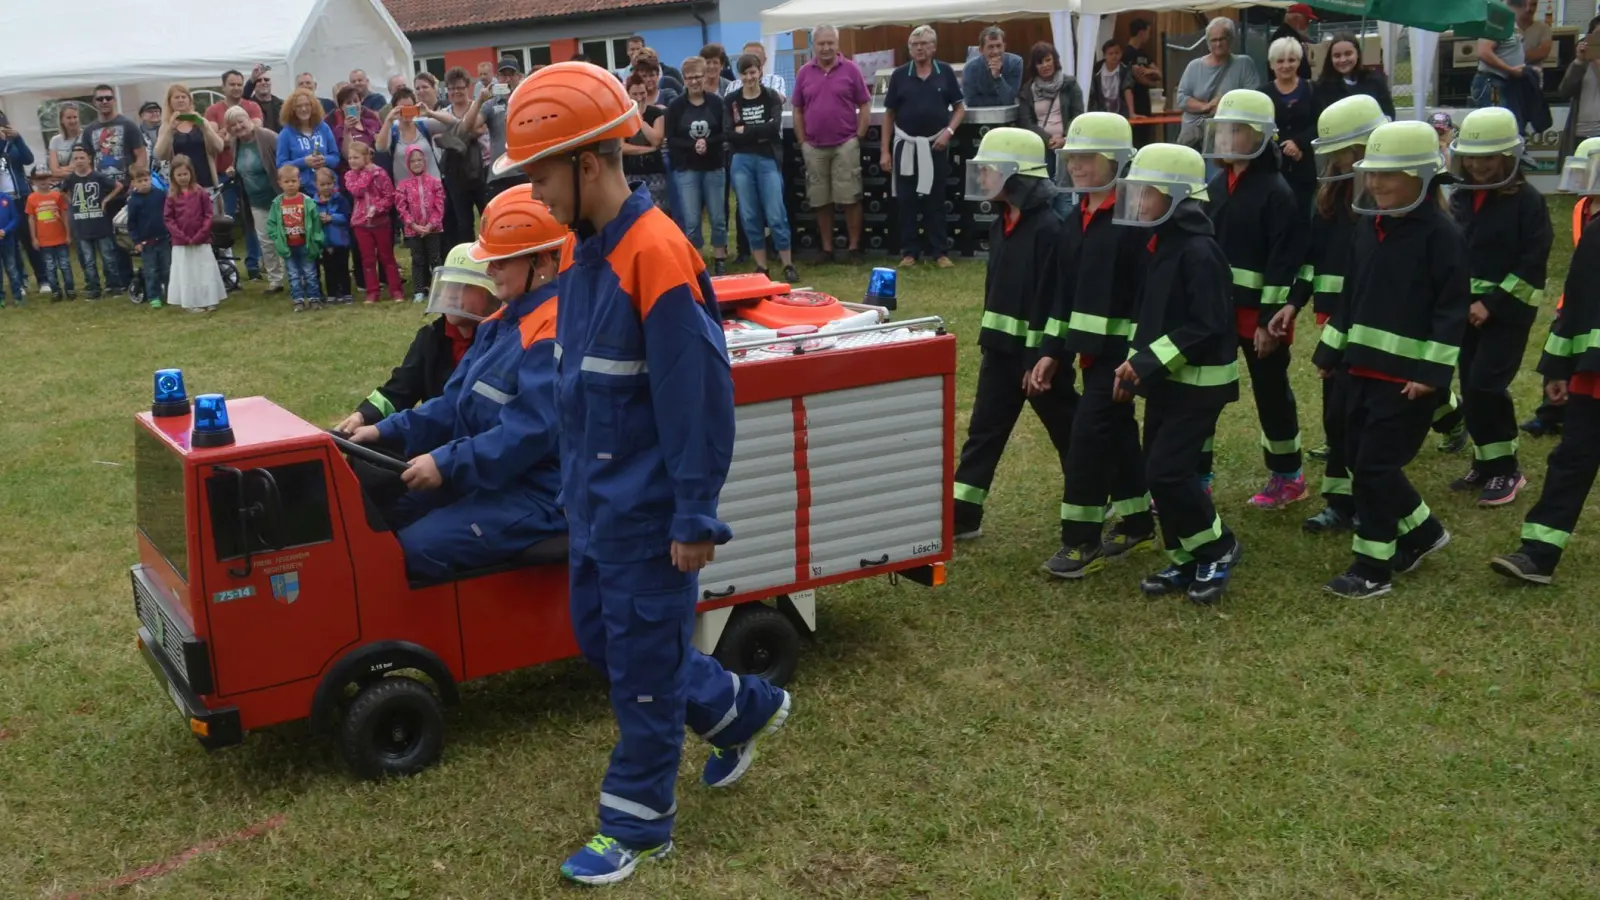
left=444, top=47, right=497, bottom=75
left=549, top=38, right=580, bottom=63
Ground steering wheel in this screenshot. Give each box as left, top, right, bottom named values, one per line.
left=326, top=429, right=411, bottom=474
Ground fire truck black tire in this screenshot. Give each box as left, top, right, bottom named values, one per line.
left=340, top=677, right=445, bottom=780
left=712, top=604, right=801, bottom=688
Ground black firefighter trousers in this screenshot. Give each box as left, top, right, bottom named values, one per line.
left=954, top=349, right=1077, bottom=543
left=1061, top=359, right=1153, bottom=548
left=1344, top=374, right=1448, bottom=580
left=1517, top=393, right=1600, bottom=572
left=1145, top=388, right=1236, bottom=565
left=1460, top=317, right=1534, bottom=477
left=1238, top=332, right=1303, bottom=475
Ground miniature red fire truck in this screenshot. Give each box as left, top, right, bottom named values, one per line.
left=132, top=294, right=953, bottom=779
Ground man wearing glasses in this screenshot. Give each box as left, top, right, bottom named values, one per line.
left=78, top=86, right=146, bottom=292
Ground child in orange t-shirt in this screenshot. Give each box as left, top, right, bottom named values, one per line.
left=24, top=166, right=74, bottom=300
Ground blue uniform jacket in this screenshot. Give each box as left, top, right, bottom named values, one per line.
left=0, top=193, right=18, bottom=243
left=556, top=186, right=736, bottom=563
left=376, top=284, right=562, bottom=503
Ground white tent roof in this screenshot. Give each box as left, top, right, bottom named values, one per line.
left=761, top=0, right=1080, bottom=35
left=0, top=0, right=410, bottom=95
left=1079, top=0, right=1286, bottom=12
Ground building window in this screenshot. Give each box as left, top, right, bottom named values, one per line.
left=192, top=89, right=226, bottom=111
left=499, top=44, right=553, bottom=73
left=415, top=56, right=447, bottom=79
left=580, top=36, right=633, bottom=70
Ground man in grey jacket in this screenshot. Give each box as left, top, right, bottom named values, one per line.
left=963, top=26, right=1025, bottom=107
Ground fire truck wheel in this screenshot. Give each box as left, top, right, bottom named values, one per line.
left=713, top=604, right=801, bottom=688
left=340, top=677, right=445, bottom=780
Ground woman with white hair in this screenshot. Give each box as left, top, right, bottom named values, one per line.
left=1175, top=17, right=1262, bottom=150
left=1267, top=35, right=1318, bottom=215
left=223, top=105, right=285, bottom=292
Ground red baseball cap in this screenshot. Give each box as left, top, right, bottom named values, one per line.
left=1288, top=3, right=1319, bottom=18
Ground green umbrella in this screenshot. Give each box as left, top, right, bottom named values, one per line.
left=1305, top=0, right=1514, bottom=41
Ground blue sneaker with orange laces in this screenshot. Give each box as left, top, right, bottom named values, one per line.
left=560, top=834, right=673, bottom=886
left=702, top=689, right=792, bottom=788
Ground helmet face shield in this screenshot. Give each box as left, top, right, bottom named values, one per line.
left=1314, top=143, right=1364, bottom=182
left=425, top=271, right=500, bottom=321
left=965, top=160, right=1019, bottom=200
left=1114, top=181, right=1185, bottom=228
left=1059, top=147, right=1131, bottom=192
left=1448, top=148, right=1520, bottom=191
left=1351, top=168, right=1432, bottom=216
left=1203, top=120, right=1269, bottom=160
left=1558, top=157, right=1590, bottom=193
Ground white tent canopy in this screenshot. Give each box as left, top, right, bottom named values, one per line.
left=0, top=0, right=410, bottom=156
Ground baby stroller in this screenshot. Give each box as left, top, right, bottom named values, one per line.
left=112, top=169, right=167, bottom=304
left=208, top=176, right=242, bottom=292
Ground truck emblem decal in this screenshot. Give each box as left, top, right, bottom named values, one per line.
left=212, top=586, right=256, bottom=604
left=270, top=571, right=301, bottom=605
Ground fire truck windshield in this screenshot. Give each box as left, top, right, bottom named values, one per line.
left=135, top=426, right=188, bottom=581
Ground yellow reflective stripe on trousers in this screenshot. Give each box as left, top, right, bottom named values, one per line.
left=1397, top=500, right=1430, bottom=536
left=1321, top=475, right=1352, bottom=496
left=1474, top=439, right=1518, bottom=462
left=981, top=310, right=1043, bottom=346
left=1521, top=522, right=1571, bottom=549
left=1320, top=324, right=1347, bottom=351
left=1170, top=360, right=1240, bottom=387
left=1178, top=514, right=1224, bottom=552
left=954, top=483, right=988, bottom=504
left=1352, top=536, right=1396, bottom=560
left=1112, top=494, right=1151, bottom=517
left=1231, top=266, right=1266, bottom=289
left=1069, top=311, right=1134, bottom=337
left=1061, top=503, right=1105, bottom=523
left=1432, top=391, right=1459, bottom=422
left=1544, top=328, right=1600, bottom=358
left=1260, top=432, right=1302, bottom=455
left=1347, top=323, right=1459, bottom=367
left=1201, top=436, right=1215, bottom=453
left=1150, top=334, right=1186, bottom=371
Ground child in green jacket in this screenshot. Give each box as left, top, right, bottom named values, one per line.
left=267, top=163, right=326, bottom=311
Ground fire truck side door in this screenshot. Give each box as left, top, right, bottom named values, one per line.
left=199, top=450, right=359, bottom=697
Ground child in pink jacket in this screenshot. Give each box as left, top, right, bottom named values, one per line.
left=394, top=146, right=445, bottom=303
left=163, top=154, right=226, bottom=312
left=342, top=140, right=404, bottom=303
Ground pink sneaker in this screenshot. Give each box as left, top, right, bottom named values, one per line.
left=1249, top=473, right=1308, bottom=510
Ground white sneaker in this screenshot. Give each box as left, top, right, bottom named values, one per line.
left=412, top=291, right=426, bottom=303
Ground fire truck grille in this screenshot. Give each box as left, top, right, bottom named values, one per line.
left=133, top=571, right=192, bottom=687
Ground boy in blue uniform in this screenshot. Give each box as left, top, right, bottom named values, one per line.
left=496, top=61, right=791, bottom=886
left=347, top=191, right=567, bottom=579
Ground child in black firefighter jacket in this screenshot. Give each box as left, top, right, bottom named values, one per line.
left=1031, top=112, right=1154, bottom=579
left=952, top=127, right=1074, bottom=553
left=1113, top=143, right=1240, bottom=605
left=1491, top=211, right=1600, bottom=584
left=1201, top=89, right=1310, bottom=510
left=1312, top=120, right=1468, bottom=600
left=1440, top=106, right=1552, bottom=508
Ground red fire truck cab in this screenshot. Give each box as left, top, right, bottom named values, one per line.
left=132, top=317, right=955, bottom=778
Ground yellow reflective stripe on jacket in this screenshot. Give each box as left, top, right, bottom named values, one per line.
left=1150, top=334, right=1185, bottom=370
left=1312, top=274, right=1344, bottom=294
left=1320, top=324, right=1348, bottom=351
left=1346, top=323, right=1458, bottom=367
left=1068, top=311, right=1134, bottom=337
left=1168, top=360, right=1241, bottom=387
left=1472, top=275, right=1545, bottom=306
left=1231, top=266, right=1266, bottom=289
left=1544, top=328, right=1600, bottom=358
left=981, top=310, right=1045, bottom=347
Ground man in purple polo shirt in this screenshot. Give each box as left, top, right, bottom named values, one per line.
left=792, top=24, right=872, bottom=263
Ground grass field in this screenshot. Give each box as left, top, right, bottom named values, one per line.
left=4, top=203, right=1600, bottom=899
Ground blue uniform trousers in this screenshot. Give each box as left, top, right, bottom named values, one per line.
left=391, top=486, right=564, bottom=580
left=569, top=553, right=783, bottom=848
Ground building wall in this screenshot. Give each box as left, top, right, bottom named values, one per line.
left=411, top=6, right=727, bottom=74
